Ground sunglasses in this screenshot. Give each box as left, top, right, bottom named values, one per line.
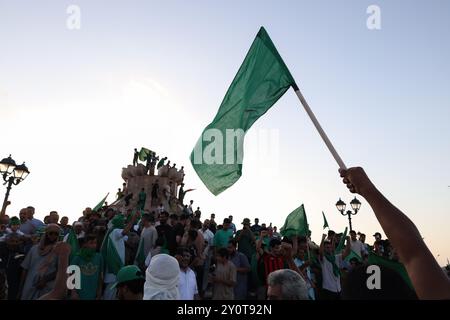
left=46, top=232, right=60, bottom=236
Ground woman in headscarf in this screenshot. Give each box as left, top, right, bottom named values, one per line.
left=143, top=253, right=180, bottom=300
left=18, top=224, right=61, bottom=300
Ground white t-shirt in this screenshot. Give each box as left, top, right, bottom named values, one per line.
left=199, top=228, right=214, bottom=246
left=320, top=254, right=343, bottom=293
left=350, top=240, right=365, bottom=257
left=179, top=268, right=198, bottom=300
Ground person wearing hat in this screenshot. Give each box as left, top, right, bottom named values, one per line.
left=111, top=265, right=145, bottom=300
left=0, top=216, right=25, bottom=241
left=235, top=218, right=255, bottom=263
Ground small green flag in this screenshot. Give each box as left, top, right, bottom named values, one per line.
left=344, top=250, right=363, bottom=263
left=139, top=147, right=152, bottom=161
left=280, top=204, right=309, bottom=238
left=92, top=193, right=109, bottom=212
left=322, top=211, right=329, bottom=230
left=66, top=229, right=79, bottom=261
left=335, top=227, right=348, bottom=253
left=190, top=27, right=296, bottom=195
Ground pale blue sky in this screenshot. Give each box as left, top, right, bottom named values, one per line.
left=1, top=1, right=449, bottom=265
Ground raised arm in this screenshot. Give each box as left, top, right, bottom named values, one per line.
left=342, top=236, right=351, bottom=260
left=340, top=167, right=450, bottom=299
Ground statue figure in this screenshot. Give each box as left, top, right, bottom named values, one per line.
left=163, top=183, right=171, bottom=201
left=137, top=188, right=147, bottom=210
left=133, top=148, right=139, bottom=166
left=157, top=157, right=167, bottom=169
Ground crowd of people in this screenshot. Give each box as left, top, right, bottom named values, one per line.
left=0, top=167, right=449, bottom=300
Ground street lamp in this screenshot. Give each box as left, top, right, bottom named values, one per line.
left=0, top=155, right=30, bottom=216
left=335, top=197, right=361, bottom=231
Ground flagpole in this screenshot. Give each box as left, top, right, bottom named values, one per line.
left=292, top=85, right=347, bottom=170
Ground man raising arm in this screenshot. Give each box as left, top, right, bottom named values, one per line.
left=339, top=167, right=450, bottom=299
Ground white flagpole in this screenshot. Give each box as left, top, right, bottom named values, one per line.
left=293, top=86, right=347, bottom=170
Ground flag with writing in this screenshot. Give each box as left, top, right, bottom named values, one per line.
left=190, top=27, right=296, bottom=195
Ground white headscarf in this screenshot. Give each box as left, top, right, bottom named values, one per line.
left=143, top=253, right=180, bottom=300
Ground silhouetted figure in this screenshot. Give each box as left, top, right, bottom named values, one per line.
left=133, top=148, right=139, bottom=166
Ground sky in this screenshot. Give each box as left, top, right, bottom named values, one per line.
left=1, top=0, right=449, bottom=266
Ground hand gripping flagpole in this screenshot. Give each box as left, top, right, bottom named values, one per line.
left=292, top=83, right=347, bottom=170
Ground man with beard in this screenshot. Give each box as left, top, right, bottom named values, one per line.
left=18, top=224, right=61, bottom=299
left=175, top=247, right=199, bottom=300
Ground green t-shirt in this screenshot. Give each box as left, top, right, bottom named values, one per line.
left=235, top=230, right=255, bottom=258
left=214, top=229, right=234, bottom=248
left=71, top=253, right=104, bottom=300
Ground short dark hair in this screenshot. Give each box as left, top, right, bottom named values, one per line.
left=117, top=278, right=145, bottom=295
left=141, top=213, right=155, bottom=223
left=217, top=247, right=229, bottom=259
left=169, top=214, right=178, bottom=220
left=269, top=238, right=281, bottom=248
left=349, top=230, right=357, bottom=235
left=228, top=239, right=237, bottom=247
left=223, top=218, right=231, bottom=224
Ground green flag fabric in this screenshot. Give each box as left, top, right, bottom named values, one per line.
left=335, top=227, right=348, bottom=253
left=280, top=204, right=309, bottom=238
left=66, top=228, right=79, bottom=261
left=368, top=251, right=414, bottom=290
left=139, top=147, right=152, bottom=161
left=322, top=211, right=329, bottom=230
left=92, top=193, right=109, bottom=212
left=344, top=250, right=363, bottom=263
left=190, top=27, right=296, bottom=195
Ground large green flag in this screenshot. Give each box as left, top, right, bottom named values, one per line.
left=322, top=211, right=329, bottom=230
left=280, top=204, right=309, bottom=238
left=92, top=193, right=109, bottom=212
left=139, top=147, right=152, bottom=161
left=335, top=227, right=348, bottom=253
left=368, top=251, right=414, bottom=290
left=190, top=27, right=296, bottom=195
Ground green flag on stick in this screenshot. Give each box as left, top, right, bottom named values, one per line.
left=139, top=147, right=152, bottom=161
left=280, top=204, right=309, bottom=238
left=335, top=227, right=348, bottom=253
left=322, top=211, right=329, bottom=230
left=190, top=27, right=297, bottom=195
left=93, top=193, right=109, bottom=212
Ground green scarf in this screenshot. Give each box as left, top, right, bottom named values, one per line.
left=77, top=248, right=96, bottom=262
left=325, top=253, right=341, bottom=277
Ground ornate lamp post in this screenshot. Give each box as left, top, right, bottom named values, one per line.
left=335, top=197, right=361, bottom=231
left=0, top=155, right=30, bottom=216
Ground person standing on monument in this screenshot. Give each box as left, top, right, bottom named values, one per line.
left=133, top=148, right=139, bottom=166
